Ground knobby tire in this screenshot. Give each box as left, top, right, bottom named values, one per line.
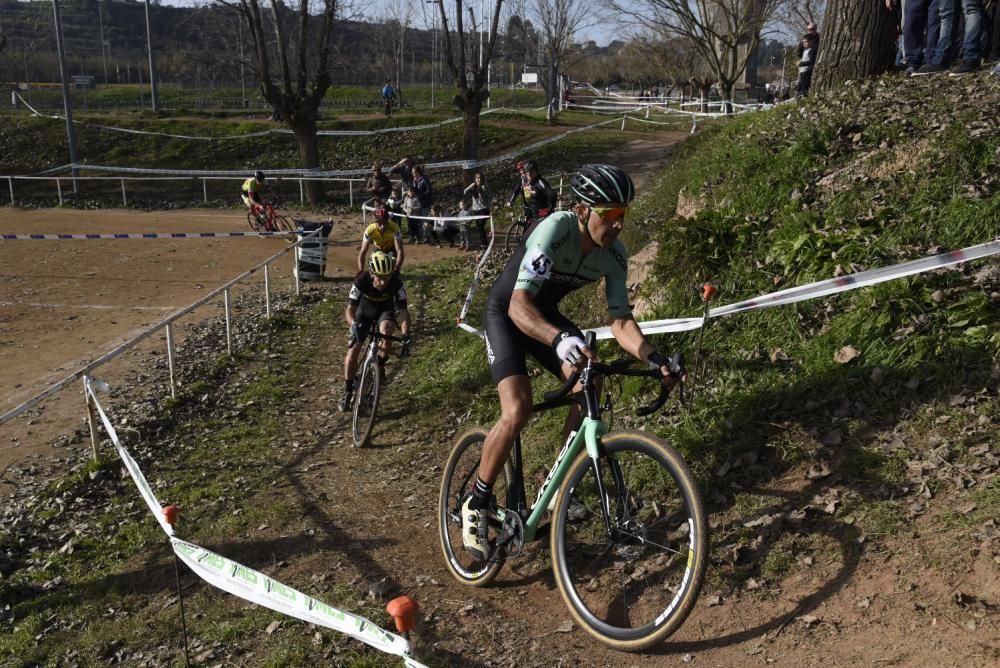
left=550, top=431, right=708, bottom=651
left=351, top=357, right=382, bottom=448
left=438, top=428, right=514, bottom=586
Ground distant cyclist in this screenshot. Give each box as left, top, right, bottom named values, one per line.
left=358, top=206, right=405, bottom=273
left=241, top=170, right=267, bottom=212
left=462, top=164, right=685, bottom=560
left=507, top=159, right=557, bottom=225
left=339, top=251, right=412, bottom=411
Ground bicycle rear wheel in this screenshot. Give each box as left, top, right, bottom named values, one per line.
left=550, top=431, right=707, bottom=651
left=351, top=357, right=382, bottom=447
left=438, top=428, right=514, bottom=586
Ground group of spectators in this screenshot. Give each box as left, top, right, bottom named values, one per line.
left=795, top=3, right=999, bottom=98
left=364, top=157, right=494, bottom=251
left=891, top=0, right=1000, bottom=75
left=362, top=157, right=562, bottom=255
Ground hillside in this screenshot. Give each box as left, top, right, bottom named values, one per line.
left=0, top=71, right=997, bottom=665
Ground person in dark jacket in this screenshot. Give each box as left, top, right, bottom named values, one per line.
left=796, top=23, right=820, bottom=96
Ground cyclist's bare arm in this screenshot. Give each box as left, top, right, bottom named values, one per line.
left=610, top=315, right=683, bottom=388
left=357, top=238, right=371, bottom=272
left=509, top=289, right=594, bottom=362
left=609, top=315, right=656, bottom=361
left=393, top=237, right=405, bottom=271
left=345, top=303, right=358, bottom=327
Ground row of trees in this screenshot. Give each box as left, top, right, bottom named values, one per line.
left=1, top=0, right=899, bottom=203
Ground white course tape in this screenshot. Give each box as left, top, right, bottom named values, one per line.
left=171, top=539, right=424, bottom=666
left=85, top=377, right=174, bottom=536
left=1, top=231, right=293, bottom=240
left=457, top=238, right=1000, bottom=340
left=84, top=379, right=424, bottom=667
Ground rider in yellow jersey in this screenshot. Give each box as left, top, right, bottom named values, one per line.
left=241, top=170, right=266, bottom=211
left=358, top=206, right=405, bottom=272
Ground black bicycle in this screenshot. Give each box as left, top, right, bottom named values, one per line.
left=502, top=205, right=534, bottom=252
left=350, top=326, right=409, bottom=448
left=438, top=334, right=707, bottom=650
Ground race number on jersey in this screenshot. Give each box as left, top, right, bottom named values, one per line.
left=523, top=248, right=553, bottom=279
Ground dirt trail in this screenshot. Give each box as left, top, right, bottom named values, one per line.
left=0, top=207, right=457, bottom=487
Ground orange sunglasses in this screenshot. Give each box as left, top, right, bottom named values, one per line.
left=592, top=205, right=629, bottom=221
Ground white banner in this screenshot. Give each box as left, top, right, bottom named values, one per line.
left=171, top=539, right=424, bottom=666
left=85, top=381, right=424, bottom=667
left=457, top=238, right=1000, bottom=340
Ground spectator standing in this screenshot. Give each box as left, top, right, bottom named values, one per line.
left=401, top=186, right=420, bottom=243
left=385, top=186, right=404, bottom=222
left=389, top=156, right=417, bottom=193
left=897, top=0, right=942, bottom=74
left=464, top=171, right=491, bottom=247
left=366, top=164, right=392, bottom=203
left=412, top=164, right=433, bottom=218
left=916, top=0, right=983, bottom=73
left=944, top=0, right=986, bottom=74
left=796, top=23, right=820, bottom=96
left=456, top=199, right=472, bottom=250
left=381, top=80, right=398, bottom=117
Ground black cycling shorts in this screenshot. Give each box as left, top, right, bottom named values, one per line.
left=355, top=298, right=397, bottom=337
left=483, top=299, right=582, bottom=384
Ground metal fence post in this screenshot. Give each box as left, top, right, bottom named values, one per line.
left=56, top=178, right=63, bottom=205
left=7, top=176, right=13, bottom=205
left=165, top=322, right=176, bottom=398
left=264, top=265, right=271, bottom=319
left=299, top=178, right=304, bottom=205
left=349, top=180, right=354, bottom=208
left=293, top=244, right=300, bottom=296
left=202, top=178, right=208, bottom=204
left=224, top=288, right=233, bottom=356
left=121, top=179, right=128, bottom=207
left=83, top=376, right=100, bottom=461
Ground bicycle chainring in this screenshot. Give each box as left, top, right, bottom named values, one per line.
left=498, top=509, right=525, bottom=558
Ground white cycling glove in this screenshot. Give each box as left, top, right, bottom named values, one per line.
left=552, top=331, right=587, bottom=366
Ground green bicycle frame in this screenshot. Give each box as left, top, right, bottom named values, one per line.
left=497, top=417, right=607, bottom=543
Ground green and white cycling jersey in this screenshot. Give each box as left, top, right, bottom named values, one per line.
left=486, top=210, right=631, bottom=318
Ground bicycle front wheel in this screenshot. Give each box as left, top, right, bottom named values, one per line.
left=550, top=431, right=707, bottom=651
left=502, top=219, right=526, bottom=252
left=438, top=428, right=513, bottom=586
left=247, top=210, right=263, bottom=232
left=274, top=214, right=296, bottom=233
left=351, top=358, right=382, bottom=447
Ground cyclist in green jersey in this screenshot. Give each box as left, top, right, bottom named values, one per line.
left=462, top=164, right=685, bottom=559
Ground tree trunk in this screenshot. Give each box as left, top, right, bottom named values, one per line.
left=290, top=114, right=323, bottom=204
left=813, top=0, right=897, bottom=91
left=458, top=89, right=488, bottom=185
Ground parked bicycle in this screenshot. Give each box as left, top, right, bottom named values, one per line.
left=437, top=333, right=707, bottom=650
left=247, top=198, right=296, bottom=233
left=349, top=326, right=409, bottom=448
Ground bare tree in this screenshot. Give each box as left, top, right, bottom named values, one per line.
left=615, top=0, right=785, bottom=108
left=532, top=0, right=593, bottom=119
left=218, top=0, right=339, bottom=203
left=429, top=0, right=504, bottom=183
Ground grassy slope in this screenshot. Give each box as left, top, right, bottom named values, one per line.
left=1, top=75, right=998, bottom=664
